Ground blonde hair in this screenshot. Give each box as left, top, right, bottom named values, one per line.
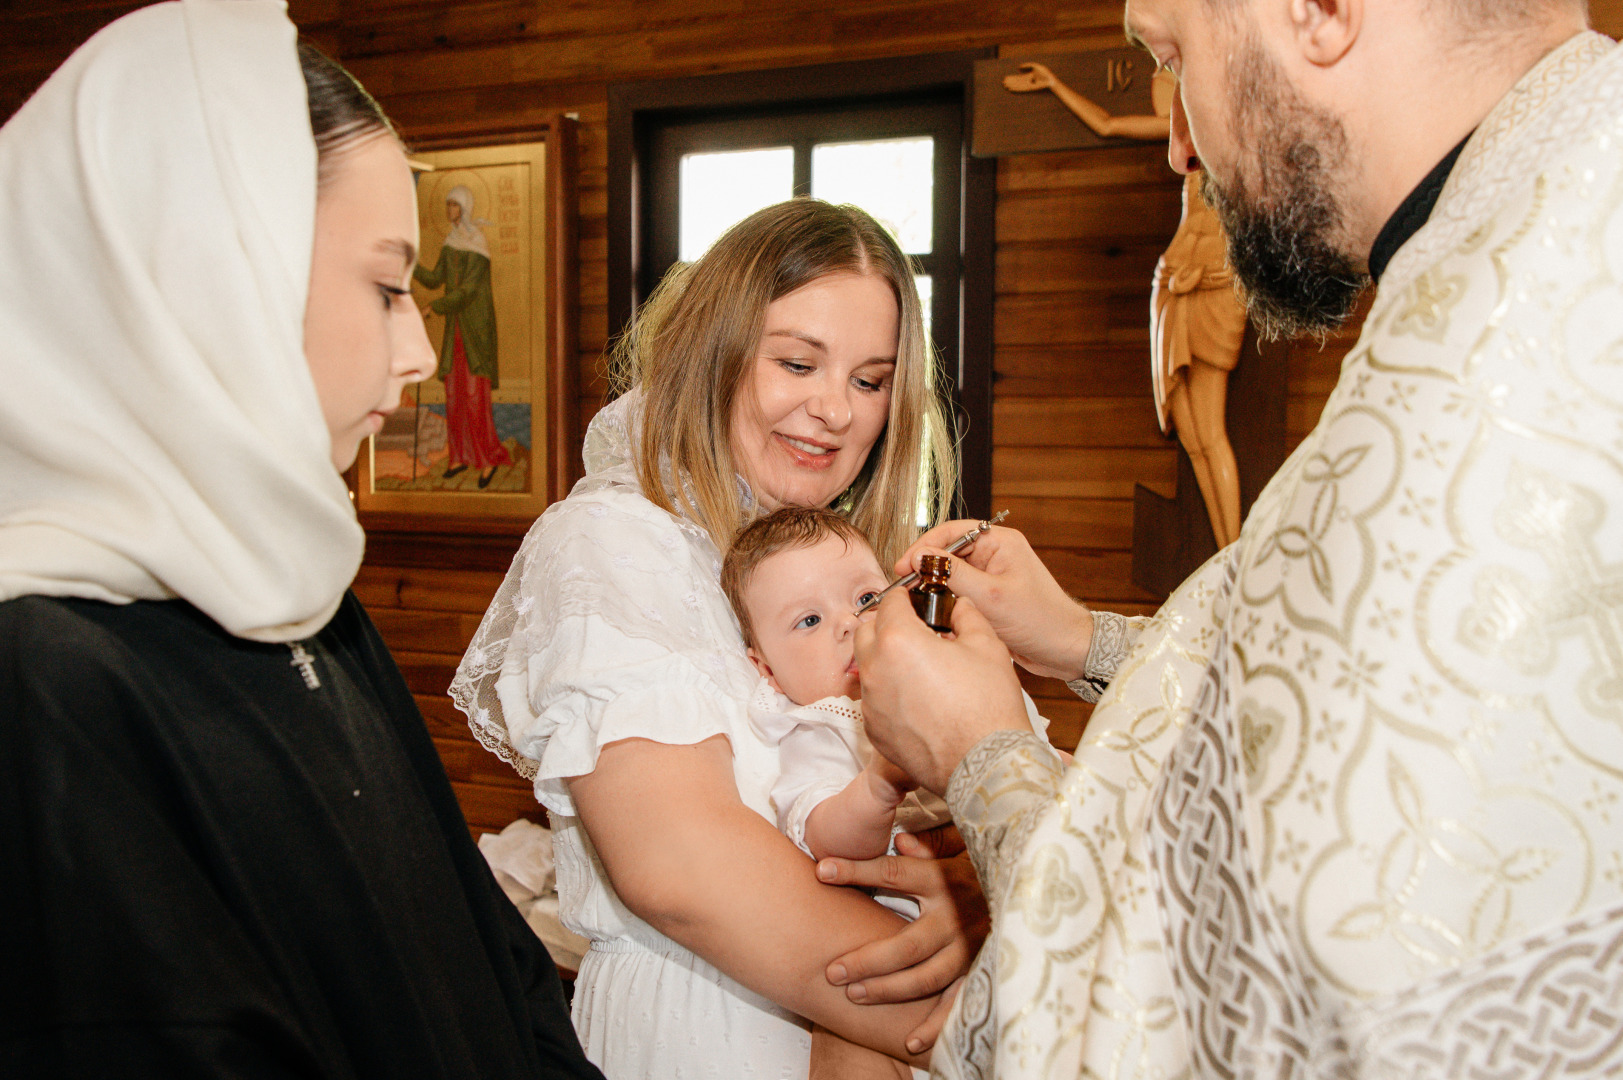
left=720, top=506, right=873, bottom=648
left=610, top=198, right=957, bottom=571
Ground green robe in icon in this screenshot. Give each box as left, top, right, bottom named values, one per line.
left=415, top=245, right=498, bottom=389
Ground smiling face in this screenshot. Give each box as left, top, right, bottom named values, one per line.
left=728, top=271, right=898, bottom=512
left=302, top=136, right=436, bottom=471
left=742, top=533, right=889, bottom=705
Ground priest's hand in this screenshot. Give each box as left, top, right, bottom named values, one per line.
left=897, top=521, right=1094, bottom=682
left=854, top=588, right=1031, bottom=795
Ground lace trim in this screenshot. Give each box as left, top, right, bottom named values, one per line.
left=453, top=393, right=742, bottom=779
left=1067, top=610, right=1148, bottom=703
left=751, top=679, right=863, bottom=730
left=454, top=388, right=775, bottom=780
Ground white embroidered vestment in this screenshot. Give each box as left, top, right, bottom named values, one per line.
left=935, top=32, right=1623, bottom=1080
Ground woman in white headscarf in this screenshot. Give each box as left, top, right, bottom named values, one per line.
left=0, top=4, right=600, bottom=1077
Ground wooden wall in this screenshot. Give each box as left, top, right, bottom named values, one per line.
left=7, top=0, right=1620, bottom=833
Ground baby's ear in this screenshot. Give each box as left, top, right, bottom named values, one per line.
left=745, top=646, right=784, bottom=694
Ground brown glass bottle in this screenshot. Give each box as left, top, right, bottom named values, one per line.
left=910, top=554, right=955, bottom=633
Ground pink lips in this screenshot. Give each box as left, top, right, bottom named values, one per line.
left=775, top=431, right=839, bottom=471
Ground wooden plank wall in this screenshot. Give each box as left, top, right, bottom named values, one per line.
left=8, top=0, right=1621, bottom=832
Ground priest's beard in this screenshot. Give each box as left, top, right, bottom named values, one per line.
left=1200, top=37, right=1369, bottom=341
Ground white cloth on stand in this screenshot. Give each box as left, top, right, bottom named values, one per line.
left=478, top=819, right=591, bottom=972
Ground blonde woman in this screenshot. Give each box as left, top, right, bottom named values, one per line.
left=454, top=199, right=975, bottom=1077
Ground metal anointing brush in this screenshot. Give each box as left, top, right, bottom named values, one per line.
left=854, top=510, right=1009, bottom=616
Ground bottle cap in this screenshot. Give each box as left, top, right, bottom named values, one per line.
left=917, top=554, right=951, bottom=582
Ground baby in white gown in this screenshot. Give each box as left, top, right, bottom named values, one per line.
left=721, top=507, right=1056, bottom=1078
left=720, top=508, right=1051, bottom=875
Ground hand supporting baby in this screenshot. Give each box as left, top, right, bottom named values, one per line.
left=818, top=827, right=985, bottom=1054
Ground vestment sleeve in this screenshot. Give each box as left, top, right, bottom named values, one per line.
left=483, top=494, right=755, bottom=818
left=943, top=730, right=1067, bottom=912
left=1065, top=610, right=1150, bottom=703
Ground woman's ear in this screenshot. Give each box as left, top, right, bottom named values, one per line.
left=1289, top=0, right=1362, bottom=66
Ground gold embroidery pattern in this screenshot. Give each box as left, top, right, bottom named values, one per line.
left=1068, top=611, right=1150, bottom=703
left=1242, top=405, right=1403, bottom=644
left=932, top=554, right=1233, bottom=1080
left=947, top=730, right=1067, bottom=914
left=1391, top=269, right=1468, bottom=343
left=936, top=41, right=1623, bottom=1069
left=1459, top=463, right=1623, bottom=721
left=1341, top=901, right=1623, bottom=1078
left=1384, top=33, right=1618, bottom=296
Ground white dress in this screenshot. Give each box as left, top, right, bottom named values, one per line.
left=452, top=393, right=812, bottom=1079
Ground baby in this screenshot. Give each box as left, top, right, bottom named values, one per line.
left=721, top=506, right=1051, bottom=867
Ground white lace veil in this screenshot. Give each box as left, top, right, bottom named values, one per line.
left=450, top=390, right=647, bottom=779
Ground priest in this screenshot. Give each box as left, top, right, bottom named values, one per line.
left=844, top=0, right=1623, bottom=1076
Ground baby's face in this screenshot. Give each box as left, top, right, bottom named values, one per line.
left=743, top=534, right=889, bottom=705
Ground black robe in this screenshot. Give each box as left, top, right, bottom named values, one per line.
left=0, top=591, right=602, bottom=1080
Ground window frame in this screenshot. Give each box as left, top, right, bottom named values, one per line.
left=608, top=49, right=996, bottom=517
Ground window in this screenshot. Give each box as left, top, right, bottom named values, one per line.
left=645, top=98, right=961, bottom=389
left=609, top=51, right=996, bottom=516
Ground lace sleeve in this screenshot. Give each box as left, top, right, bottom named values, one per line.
left=450, top=486, right=757, bottom=814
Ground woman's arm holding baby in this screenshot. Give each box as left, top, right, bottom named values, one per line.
left=570, top=735, right=961, bottom=1065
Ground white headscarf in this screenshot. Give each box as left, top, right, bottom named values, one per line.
left=0, top=0, right=364, bottom=643
left=441, top=184, right=493, bottom=259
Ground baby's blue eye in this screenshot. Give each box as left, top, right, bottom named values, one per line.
left=795, top=613, right=822, bottom=630
left=857, top=591, right=880, bottom=607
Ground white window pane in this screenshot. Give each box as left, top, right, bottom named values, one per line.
left=913, top=274, right=935, bottom=529
left=811, top=137, right=933, bottom=254
left=917, top=413, right=936, bottom=529
left=680, top=147, right=794, bottom=262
